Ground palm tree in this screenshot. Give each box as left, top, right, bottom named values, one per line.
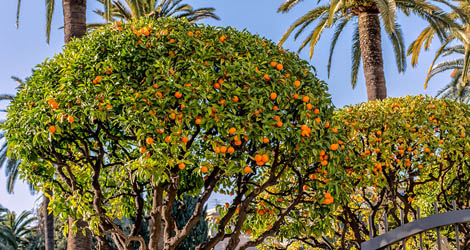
left=17, top=0, right=91, bottom=248
left=407, top=1, right=470, bottom=100
left=277, top=0, right=457, bottom=101
left=0, top=208, right=37, bottom=250
left=90, top=0, right=219, bottom=27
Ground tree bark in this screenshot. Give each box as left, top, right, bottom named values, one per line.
left=358, top=12, right=387, bottom=101
left=149, top=186, right=163, bottom=250
left=63, top=1, right=90, bottom=249
left=68, top=217, right=93, bottom=250
left=44, top=189, right=55, bottom=250
left=63, top=0, right=87, bottom=43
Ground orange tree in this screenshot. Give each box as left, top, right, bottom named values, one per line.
left=4, top=18, right=349, bottom=250
left=284, top=96, right=470, bottom=249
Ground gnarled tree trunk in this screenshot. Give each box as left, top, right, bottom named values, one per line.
left=68, top=217, right=92, bottom=250
left=358, top=11, right=387, bottom=101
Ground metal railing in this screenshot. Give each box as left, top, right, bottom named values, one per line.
left=361, top=201, right=470, bottom=250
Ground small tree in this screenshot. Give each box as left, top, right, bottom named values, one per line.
left=285, top=96, right=470, bottom=249
left=5, top=18, right=348, bottom=250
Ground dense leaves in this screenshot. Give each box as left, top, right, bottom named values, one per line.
left=5, top=18, right=346, bottom=250
left=288, top=96, right=470, bottom=249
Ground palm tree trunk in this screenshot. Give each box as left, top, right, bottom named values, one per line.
left=358, top=12, right=387, bottom=101
left=63, top=1, right=91, bottom=249
left=44, top=189, right=54, bottom=250
left=63, top=0, right=87, bottom=43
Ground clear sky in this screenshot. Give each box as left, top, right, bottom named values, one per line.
left=0, top=0, right=451, bottom=213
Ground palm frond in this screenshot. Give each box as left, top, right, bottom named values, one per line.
left=327, top=16, right=351, bottom=77
left=387, top=22, right=406, bottom=73
left=45, top=0, right=55, bottom=44
left=376, top=0, right=396, bottom=34
left=351, top=24, right=361, bottom=89
left=278, top=0, right=305, bottom=13
left=16, top=0, right=22, bottom=28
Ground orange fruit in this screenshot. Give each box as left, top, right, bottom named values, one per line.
left=181, top=136, right=189, bottom=143
left=244, top=166, right=252, bottom=174
left=306, top=104, right=312, bottom=110
left=303, top=185, right=308, bottom=191
left=51, top=101, right=59, bottom=109
left=293, top=93, right=298, bottom=99
left=48, top=125, right=56, bottom=133
left=195, top=118, right=202, bottom=125
left=165, top=136, right=171, bottom=143
left=273, top=105, right=278, bottom=111
left=67, top=115, right=74, bottom=123
left=227, top=147, right=235, bottom=154
left=321, top=160, right=328, bottom=166
left=214, top=147, right=221, bottom=153
left=270, top=93, right=277, bottom=100
left=140, top=147, right=146, bottom=153
left=270, top=61, right=277, bottom=68
left=213, top=83, right=221, bottom=89
left=263, top=74, right=270, bottom=81
left=229, top=127, right=237, bottom=134
left=462, top=132, right=466, bottom=138
left=276, top=121, right=283, bottom=127
left=261, top=154, right=269, bottom=162
left=187, top=31, right=193, bottom=36
left=330, top=144, right=339, bottom=151
left=294, top=80, right=301, bottom=87
left=254, top=155, right=262, bottom=162
left=201, top=166, right=208, bottom=173
left=220, top=146, right=227, bottom=153
left=146, top=137, right=154, bottom=145
left=219, top=35, right=227, bottom=42
left=424, top=148, right=430, bottom=153
left=263, top=137, right=269, bottom=143
left=302, top=96, right=309, bottom=103
left=331, top=128, right=338, bottom=133
left=314, top=108, right=320, bottom=115
left=232, top=96, right=239, bottom=102
left=174, top=91, right=182, bottom=99
left=276, top=64, right=284, bottom=70
left=178, top=163, right=185, bottom=170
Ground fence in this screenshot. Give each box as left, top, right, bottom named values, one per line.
left=361, top=201, right=470, bottom=250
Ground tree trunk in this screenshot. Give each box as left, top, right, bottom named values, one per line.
left=63, top=1, right=91, bottom=249
left=68, top=217, right=92, bottom=250
left=44, top=189, right=54, bottom=250
left=358, top=12, right=387, bottom=101
left=149, top=186, right=163, bottom=250
left=63, top=0, right=87, bottom=43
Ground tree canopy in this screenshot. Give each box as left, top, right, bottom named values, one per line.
left=5, top=18, right=347, bottom=250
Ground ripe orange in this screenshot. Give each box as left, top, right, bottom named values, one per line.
left=229, top=127, right=237, bottom=134
left=232, top=96, right=239, bottom=102
left=227, top=147, right=235, bottom=154
left=273, top=105, right=279, bottom=111
left=201, top=166, right=208, bottom=173
left=48, top=125, right=56, bottom=133
left=263, top=137, right=269, bottom=143
left=261, top=154, right=269, bottom=162
left=244, top=166, right=252, bottom=174
left=255, top=155, right=262, bottom=162
left=219, top=35, right=227, bottom=42
left=424, top=148, right=430, bottom=153
left=213, top=83, right=221, bottom=89
left=321, top=160, right=328, bottom=166
left=306, top=103, right=312, bottom=110
left=270, top=93, right=277, bottom=100
left=276, top=121, right=283, bottom=127
left=256, top=161, right=264, bottom=166
left=314, top=108, right=320, bottom=115
left=303, top=185, right=308, bottom=191
left=146, top=137, right=154, bottom=145
left=178, top=163, right=185, bottom=170
left=462, top=132, right=466, bottom=138
left=302, top=96, right=309, bottom=103
left=187, top=31, right=193, bottom=36
left=174, top=91, right=182, bottom=99
left=276, top=64, right=284, bottom=70
left=270, top=61, right=277, bottom=68
left=263, top=74, right=270, bottom=81
left=140, top=147, right=146, bottom=153
left=220, top=146, right=227, bottom=153
left=330, top=144, right=339, bottom=151
left=293, top=93, right=298, bottom=99
left=181, top=136, right=189, bottom=143
left=67, top=115, right=74, bottom=123
left=294, top=80, right=301, bottom=87
left=165, top=136, right=171, bottom=143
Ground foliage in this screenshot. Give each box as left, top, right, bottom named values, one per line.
left=91, top=0, right=219, bottom=27
left=284, top=96, right=470, bottom=249
left=277, top=0, right=458, bottom=88
left=5, top=18, right=347, bottom=250
left=0, top=207, right=39, bottom=250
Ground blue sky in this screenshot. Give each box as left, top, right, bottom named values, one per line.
left=0, top=0, right=451, bottom=213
